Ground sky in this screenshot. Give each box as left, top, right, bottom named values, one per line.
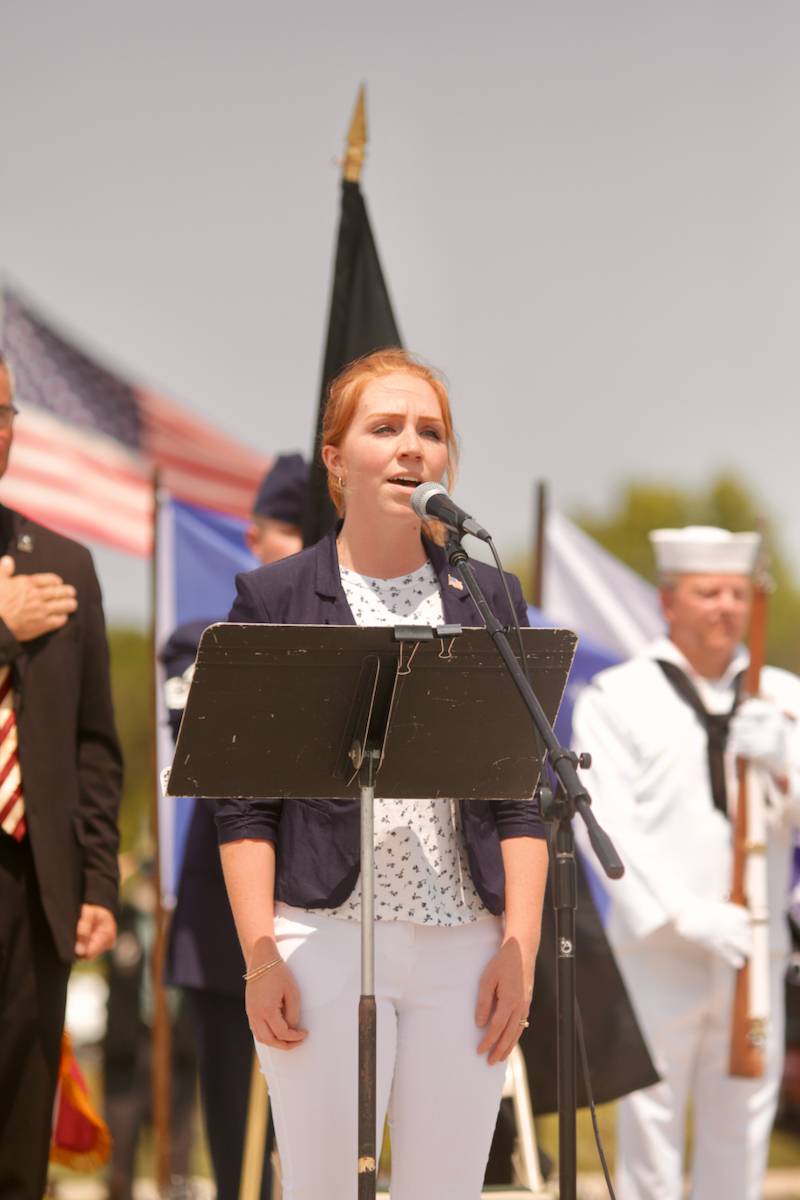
left=1, top=2, right=798, bottom=625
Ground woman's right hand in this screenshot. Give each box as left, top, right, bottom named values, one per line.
left=245, top=956, right=308, bottom=1051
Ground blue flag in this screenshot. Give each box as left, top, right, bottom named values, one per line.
left=156, top=496, right=256, bottom=906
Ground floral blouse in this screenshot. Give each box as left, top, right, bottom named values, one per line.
left=307, top=560, right=489, bottom=926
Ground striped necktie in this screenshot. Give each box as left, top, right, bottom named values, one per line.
left=0, top=665, right=26, bottom=840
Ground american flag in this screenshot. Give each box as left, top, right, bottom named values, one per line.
left=0, top=289, right=270, bottom=556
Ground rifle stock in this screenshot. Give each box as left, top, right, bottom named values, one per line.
left=729, top=764, right=765, bottom=1076
left=728, top=577, right=769, bottom=1079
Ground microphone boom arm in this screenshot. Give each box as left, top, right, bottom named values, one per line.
left=444, top=534, right=622, bottom=880
left=444, top=532, right=622, bottom=1200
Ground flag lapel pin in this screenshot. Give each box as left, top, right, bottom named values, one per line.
left=447, top=574, right=463, bottom=591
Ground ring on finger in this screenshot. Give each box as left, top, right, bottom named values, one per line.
left=518, top=1018, right=530, bottom=1029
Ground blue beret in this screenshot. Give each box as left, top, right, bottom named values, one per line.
left=252, top=453, right=308, bottom=525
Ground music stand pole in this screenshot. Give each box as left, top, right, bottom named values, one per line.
left=553, top=815, right=578, bottom=1200
left=358, top=748, right=379, bottom=1200
left=444, top=535, right=620, bottom=1200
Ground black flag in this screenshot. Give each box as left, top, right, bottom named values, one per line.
left=302, top=107, right=657, bottom=1151
left=303, top=178, right=402, bottom=546
left=524, top=858, right=660, bottom=1114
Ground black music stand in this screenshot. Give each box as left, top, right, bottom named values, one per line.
left=167, top=621, right=576, bottom=1199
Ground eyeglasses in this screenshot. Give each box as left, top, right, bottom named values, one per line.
left=0, top=406, right=18, bottom=430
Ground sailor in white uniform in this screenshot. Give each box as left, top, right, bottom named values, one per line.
left=572, top=526, right=800, bottom=1200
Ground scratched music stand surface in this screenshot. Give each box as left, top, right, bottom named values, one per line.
left=166, top=622, right=577, bottom=803
left=167, top=620, right=576, bottom=1200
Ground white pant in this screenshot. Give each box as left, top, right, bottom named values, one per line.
left=614, top=927, right=785, bottom=1200
left=255, top=905, right=507, bottom=1200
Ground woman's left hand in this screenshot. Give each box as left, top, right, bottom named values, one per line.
left=475, top=937, right=535, bottom=1065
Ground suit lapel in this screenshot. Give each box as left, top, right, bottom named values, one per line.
left=1, top=508, right=32, bottom=693
left=425, top=536, right=483, bottom=626
left=314, top=526, right=356, bottom=626
left=0, top=505, right=14, bottom=556
left=8, top=513, right=40, bottom=574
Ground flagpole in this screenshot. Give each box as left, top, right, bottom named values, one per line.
left=532, top=479, right=548, bottom=608
left=239, top=1053, right=270, bottom=1200
left=343, top=83, right=367, bottom=183
left=302, top=80, right=402, bottom=549
left=149, top=469, right=173, bottom=1191
left=303, top=85, right=369, bottom=549
left=296, top=90, right=403, bottom=1193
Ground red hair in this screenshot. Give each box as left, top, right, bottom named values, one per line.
left=322, top=349, right=459, bottom=526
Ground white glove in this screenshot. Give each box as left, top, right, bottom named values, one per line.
left=674, top=900, right=752, bottom=968
left=728, top=697, right=791, bottom=777
left=163, top=663, right=195, bottom=711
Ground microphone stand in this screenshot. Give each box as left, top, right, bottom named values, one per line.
left=445, top=534, right=623, bottom=1200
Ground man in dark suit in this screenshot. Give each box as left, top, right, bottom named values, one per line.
left=162, top=454, right=307, bottom=1200
left=0, top=353, right=123, bottom=1200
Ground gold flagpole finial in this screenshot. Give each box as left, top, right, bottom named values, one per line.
left=342, top=84, right=367, bottom=182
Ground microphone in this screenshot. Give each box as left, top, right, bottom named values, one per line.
left=411, top=482, right=491, bottom=542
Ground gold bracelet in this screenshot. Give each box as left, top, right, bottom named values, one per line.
left=243, top=955, right=283, bottom=982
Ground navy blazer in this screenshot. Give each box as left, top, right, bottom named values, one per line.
left=215, top=526, right=545, bottom=916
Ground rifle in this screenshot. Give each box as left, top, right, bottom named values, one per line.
left=728, top=557, right=771, bottom=1077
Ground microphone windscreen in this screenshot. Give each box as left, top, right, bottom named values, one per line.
left=411, top=481, right=447, bottom=522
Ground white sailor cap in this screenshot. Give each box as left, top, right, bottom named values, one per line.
left=649, top=526, right=761, bottom=575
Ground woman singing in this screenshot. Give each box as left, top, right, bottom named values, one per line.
left=217, top=349, right=548, bottom=1198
